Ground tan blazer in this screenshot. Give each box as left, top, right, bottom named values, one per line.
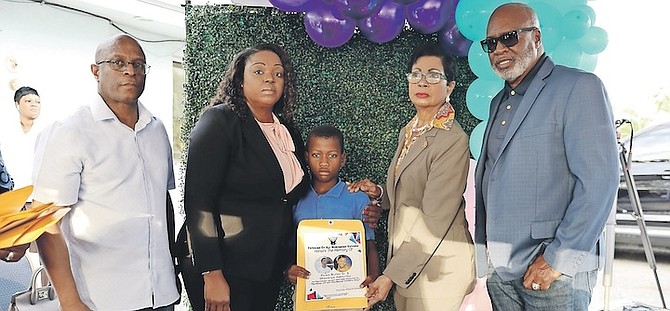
left=381, top=120, right=475, bottom=301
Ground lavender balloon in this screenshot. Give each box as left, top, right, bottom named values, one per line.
left=268, top=0, right=313, bottom=12
left=406, top=0, right=457, bottom=34
left=304, top=5, right=356, bottom=48
left=334, top=0, right=383, bottom=20
left=358, top=0, right=405, bottom=44
left=438, top=23, right=472, bottom=57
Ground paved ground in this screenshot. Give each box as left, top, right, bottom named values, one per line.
left=590, top=250, right=670, bottom=311
left=173, top=249, right=670, bottom=311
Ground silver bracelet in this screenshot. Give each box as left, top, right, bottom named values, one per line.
left=374, top=184, right=384, bottom=200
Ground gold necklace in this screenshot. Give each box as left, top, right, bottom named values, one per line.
left=411, top=118, right=431, bottom=133
left=411, top=124, right=430, bottom=133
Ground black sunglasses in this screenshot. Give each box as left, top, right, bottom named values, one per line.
left=480, top=27, right=537, bottom=53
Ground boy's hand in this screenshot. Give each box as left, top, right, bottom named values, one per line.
left=286, top=265, right=310, bottom=284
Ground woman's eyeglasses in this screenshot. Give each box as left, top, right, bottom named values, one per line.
left=480, top=27, right=537, bottom=53
left=406, top=72, right=448, bottom=84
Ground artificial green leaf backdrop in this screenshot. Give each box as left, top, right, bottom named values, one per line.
left=182, top=5, right=479, bottom=310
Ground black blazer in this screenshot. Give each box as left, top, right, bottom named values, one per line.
left=182, top=105, right=308, bottom=282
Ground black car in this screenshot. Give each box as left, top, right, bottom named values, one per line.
left=615, top=121, right=670, bottom=254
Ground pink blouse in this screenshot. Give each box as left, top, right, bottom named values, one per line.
left=257, top=114, right=304, bottom=193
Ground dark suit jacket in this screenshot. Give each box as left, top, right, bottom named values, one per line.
left=182, top=105, right=308, bottom=282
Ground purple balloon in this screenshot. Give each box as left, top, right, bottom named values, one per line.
left=304, top=5, right=356, bottom=48
left=268, top=0, right=313, bottom=12
left=358, top=0, right=405, bottom=44
left=438, top=23, right=472, bottom=57
left=445, top=0, right=458, bottom=26
left=406, top=0, right=458, bottom=34
left=334, top=0, right=383, bottom=20
left=392, top=0, right=419, bottom=5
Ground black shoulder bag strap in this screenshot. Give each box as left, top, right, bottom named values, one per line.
left=166, top=192, right=182, bottom=303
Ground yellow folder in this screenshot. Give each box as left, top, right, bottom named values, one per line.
left=296, top=219, right=368, bottom=310
left=0, top=186, right=34, bottom=217
left=0, top=186, right=70, bottom=248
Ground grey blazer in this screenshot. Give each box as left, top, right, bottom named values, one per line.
left=474, top=58, right=619, bottom=281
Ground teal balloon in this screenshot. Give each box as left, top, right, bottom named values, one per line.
left=528, top=2, right=563, bottom=52
left=551, top=0, right=588, bottom=14
left=578, top=26, right=608, bottom=55
left=551, top=39, right=583, bottom=68
left=455, top=0, right=503, bottom=41
left=466, top=78, right=503, bottom=120
left=529, top=1, right=561, bottom=28
left=561, top=9, right=591, bottom=39
left=577, top=53, right=597, bottom=72
left=467, top=43, right=497, bottom=80
left=574, top=4, right=596, bottom=25
left=540, top=25, right=563, bottom=53
left=469, top=121, right=487, bottom=160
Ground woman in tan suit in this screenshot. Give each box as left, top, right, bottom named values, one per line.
left=348, top=43, right=475, bottom=311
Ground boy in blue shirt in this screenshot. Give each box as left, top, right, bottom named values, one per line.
left=287, top=125, right=380, bottom=303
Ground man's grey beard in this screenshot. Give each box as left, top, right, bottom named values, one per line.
left=494, top=44, right=535, bottom=82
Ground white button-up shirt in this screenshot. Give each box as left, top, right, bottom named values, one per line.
left=32, top=97, right=178, bottom=310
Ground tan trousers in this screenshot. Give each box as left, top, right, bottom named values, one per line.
left=393, top=290, right=463, bottom=311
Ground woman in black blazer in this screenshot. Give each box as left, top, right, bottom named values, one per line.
left=180, top=43, right=310, bottom=311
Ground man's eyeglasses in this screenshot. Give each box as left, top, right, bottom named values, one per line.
left=96, top=60, right=151, bottom=75
left=480, top=27, right=537, bottom=53
left=406, top=72, right=448, bottom=84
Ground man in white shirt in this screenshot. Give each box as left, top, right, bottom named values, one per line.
left=32, top=34, right=179, bottom=311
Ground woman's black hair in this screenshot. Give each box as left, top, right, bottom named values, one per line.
left=407, top=43, right=458, bottom=82
left=209, top=43, right=297, bottom=122
left=14, top=86, right=39, bottom=102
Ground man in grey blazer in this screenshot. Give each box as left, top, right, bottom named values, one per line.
left=474, top=3, right=619, bottom=310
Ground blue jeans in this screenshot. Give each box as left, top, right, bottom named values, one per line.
left=486, top=268, right=597, bottom=310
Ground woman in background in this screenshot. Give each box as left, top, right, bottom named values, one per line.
left=0, top=86, right=42, bottom=191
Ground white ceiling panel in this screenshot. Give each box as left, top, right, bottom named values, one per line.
left=42, top=0, right=186, bottom=40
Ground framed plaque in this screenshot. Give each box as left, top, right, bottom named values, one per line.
left=296, top=219, right=368, bottom=310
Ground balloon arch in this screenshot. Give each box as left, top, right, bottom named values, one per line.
left=269, top=0, right=608, bottom=159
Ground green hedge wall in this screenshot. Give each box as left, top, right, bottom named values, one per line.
left=182, top=5, right=479, bottom=311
